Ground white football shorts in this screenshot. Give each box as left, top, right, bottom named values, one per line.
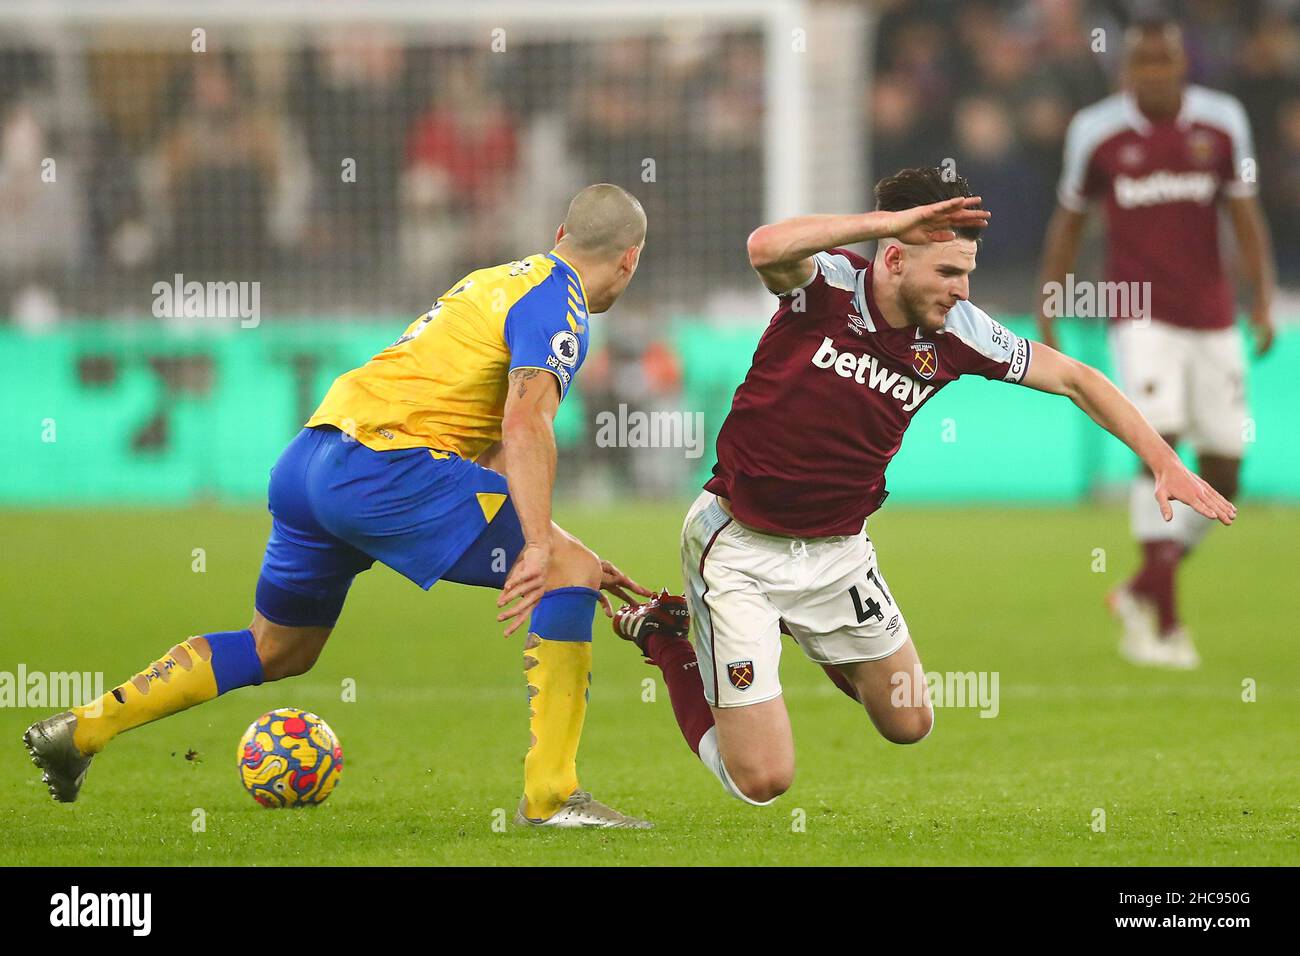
left=1109, top=319, right=1248, bottom=458
left=680, top=491, right=909, bottom=708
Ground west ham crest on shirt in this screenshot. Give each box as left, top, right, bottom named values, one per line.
left=727, top=660, right=754, bottom=691
left=910, top=341, right=937, bottom=380
left=1187, top=129, right=1217, bottom=167
left=1118, top=142, right=1144, bottom=168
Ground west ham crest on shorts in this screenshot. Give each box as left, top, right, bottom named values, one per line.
left=911, top=341, right=937, bottom=380
left=727, top=660, right=754, bottom=691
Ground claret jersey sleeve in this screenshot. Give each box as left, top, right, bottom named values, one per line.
left=1057, top=103, right=1109, bottom=212
left=764, top=247, right=873, bottom=332
left=776, top=248, right=870, bottom=300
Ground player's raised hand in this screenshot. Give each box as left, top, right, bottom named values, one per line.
left=1154, top=463, right=1237, bottom=526
left=594, top=559, right=654, bottom=618
left=497, top=542, right=550, bottom=637
left=885, top=196, right=990, bottom=245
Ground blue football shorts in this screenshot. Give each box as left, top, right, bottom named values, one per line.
left=254, top=425, right=525, bottom=627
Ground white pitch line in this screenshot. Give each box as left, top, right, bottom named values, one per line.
left=240, top=681, right=1300, bottom=704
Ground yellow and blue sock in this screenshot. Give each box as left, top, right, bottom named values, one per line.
left=522, top=587, right=598, bottom=820
left=71, top=629, right=264, bottom=755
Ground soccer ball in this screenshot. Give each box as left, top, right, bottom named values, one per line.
left=237, top=707, right=343, bottom=808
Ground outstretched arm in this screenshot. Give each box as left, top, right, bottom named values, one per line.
left=494, top=370, right=654, bottom=632
left=1034, top=204, right=1088, bottom=352
left=496, top=368, right=560, bottom=634
left=1021, top=343, right=1236, bottom=525
left=745, top=197, right=991, bottom=293
left=1226, top=194, right=1277, bottom=357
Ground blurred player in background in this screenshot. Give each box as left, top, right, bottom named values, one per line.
left=25, top=184, right=657, bottom=829
left=613, top=167, right=1235, bottom=807
left=1037, top=18, right=1277, bottom=668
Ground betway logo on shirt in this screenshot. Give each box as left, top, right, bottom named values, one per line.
left=811, top=337, right=934, bottom=412
left=1114, top=170, right=1217, bottom=208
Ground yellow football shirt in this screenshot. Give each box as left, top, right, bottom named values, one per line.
left=307, top=252, right=589, bottom=461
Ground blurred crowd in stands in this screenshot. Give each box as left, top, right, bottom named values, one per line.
left=0, top=25, right=763, bottom=326
left=873, top=0, right=1300, bottom=302
left=0, top=0, right=1296, bottom=331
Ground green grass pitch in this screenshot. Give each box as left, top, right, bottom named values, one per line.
left=1, top=503, right=1296, bottom=866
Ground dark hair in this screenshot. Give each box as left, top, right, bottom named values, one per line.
left=1123, top=13, right=1184, bottom=53
left=874, top=166, right=983, bottom=241
left=1122, top=0, right=1178, bottom=30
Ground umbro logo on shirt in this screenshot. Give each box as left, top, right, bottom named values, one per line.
left=810, top=337, right=935, bottom=412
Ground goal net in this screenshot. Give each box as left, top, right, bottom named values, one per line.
left=0, top=0, right=866, bottom=323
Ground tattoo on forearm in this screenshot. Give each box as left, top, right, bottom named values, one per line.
left=509, top=368, right=542, bottom=398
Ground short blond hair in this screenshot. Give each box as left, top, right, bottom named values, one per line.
left=560, top=183, right=646, bottom=257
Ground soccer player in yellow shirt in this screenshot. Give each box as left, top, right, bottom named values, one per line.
left=25, top=184, right=657, bottom=828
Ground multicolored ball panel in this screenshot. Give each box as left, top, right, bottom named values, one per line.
left=237, top=707, right=343, bottom=808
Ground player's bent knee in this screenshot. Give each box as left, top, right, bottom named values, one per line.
left=720, top=750, right=795, bottom=804
left=729, top=767, right=794, bottom=804
left=880, top=707, right=934, bottom=745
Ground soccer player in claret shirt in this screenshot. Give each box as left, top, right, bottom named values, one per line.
left=613, top=166, right=1235, bottom=808
left=25, top=184, right=659, bottom=829
left=1037, top=18, right=1277, bottom=668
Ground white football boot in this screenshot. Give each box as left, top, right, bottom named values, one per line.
left=514, top=790, right=653, bottom=830
left=1109, top=586, right=1169, bottom=667
left=1110, top=587, right=1201, bottom=669
left=1158, top=627, right=1201, bottom=670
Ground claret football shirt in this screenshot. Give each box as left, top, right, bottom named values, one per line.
left=705, top=248, right=1031, bottom=538
left=1057, top=86, right=1255, bottom=330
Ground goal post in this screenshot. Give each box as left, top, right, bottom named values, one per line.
left=0, top=0, right=868, bottom=320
